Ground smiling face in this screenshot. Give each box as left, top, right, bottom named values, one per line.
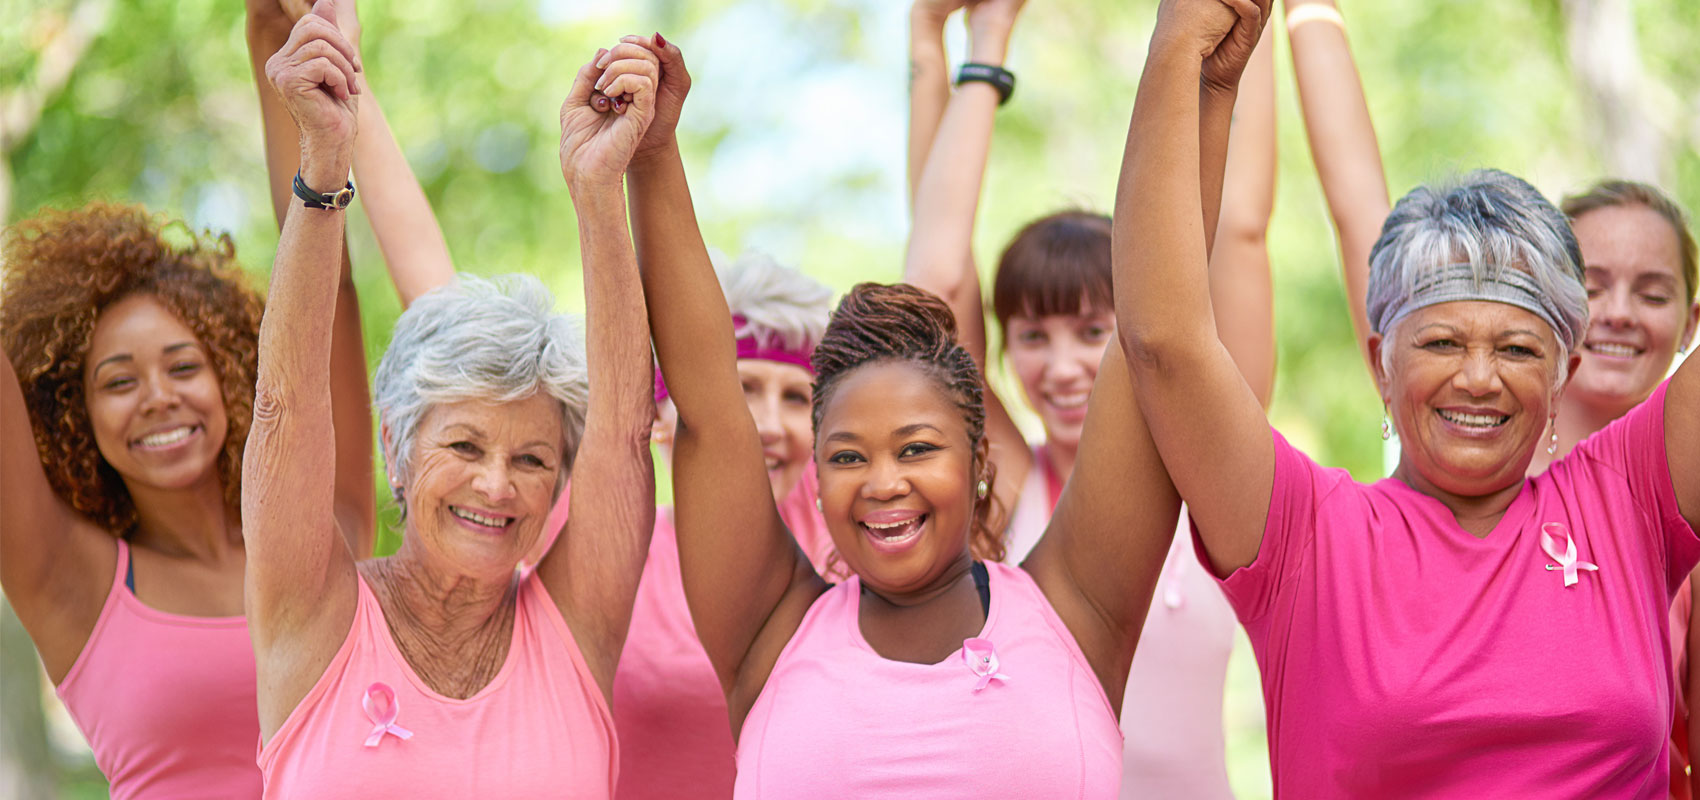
left=1372, top=300, right=1577, bottom=498
left=398, top=393, right=565, bottom=576
left=1569, top=204, right=1700, bottom=410
left=83, top=294, right=229, bottom=497
left=814, top=361, right=983, bottom=596
left=1004, top=306, right=1115, bottom=449
left=739, top=359, right=815, bottom=504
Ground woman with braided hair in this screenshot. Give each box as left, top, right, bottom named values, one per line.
left=622, top=34, right=1195, bottom=796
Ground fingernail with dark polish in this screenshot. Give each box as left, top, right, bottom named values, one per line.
left=655, top=31, right=667, bottom=48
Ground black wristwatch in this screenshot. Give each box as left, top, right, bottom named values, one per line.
left=956, top=63, right=1016, bottom=106
left=292, top=172, right=356, bottom=211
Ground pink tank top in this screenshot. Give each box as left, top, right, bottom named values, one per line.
left=734, top=560, right=1122, bottom=798
left=1003, top=444, right=1239, bottom=798
left=257, top=571, right=616, bottom=798
left=55, top=540, right=262, bottom=800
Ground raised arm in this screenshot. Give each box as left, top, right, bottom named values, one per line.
left=1116, top=0, right=1276, bottom=577
left=243, top=0, right=363, bottom=738
left=903, top=0, right=1030, bottom=531
left=624, top=37, right=827, bottom=724
left=1285, top=0, right=1390, bottom=371
left=536, top=44, right=661, bottom=701
left=0, top=346, right=114, bottom=681
left=245, top=0, right=374, bottom=558
left=907, top=0, right=965, bottom=204
left=1209, top=23, right=1277, bottom=406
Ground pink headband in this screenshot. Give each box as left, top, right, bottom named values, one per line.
left=654, top=315, right=815, bottom=403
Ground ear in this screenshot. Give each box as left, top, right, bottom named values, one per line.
left=1366, top=333, right=1392, bottom=403
left=1558, top=350, right=1584, bottom=399
left=378, top=421, right=399, bottom=487
left=973, top=435, right=993, bottom=482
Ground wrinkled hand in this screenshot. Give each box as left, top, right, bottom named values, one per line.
left=265, top=0, right=360, bottom=174
left=1153, top=0, right=1269, bottom=93
left=560, top=42, right=660, bottom=190
left=623, top=34, right=690, bottom=165
left=278, top=0, right=362, bottom=47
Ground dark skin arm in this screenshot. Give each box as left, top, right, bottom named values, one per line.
left=625, top=36, right=829, bottom=735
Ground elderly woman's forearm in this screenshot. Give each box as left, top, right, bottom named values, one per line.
left=574, top=184, right=657, bottom=438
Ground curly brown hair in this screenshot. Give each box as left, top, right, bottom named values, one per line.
left=810, top=283, right=1006, bottom=565
left=0, top=203, right=264, bottom=535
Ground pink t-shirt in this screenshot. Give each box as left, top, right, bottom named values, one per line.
left=734, top=560, right=1122, bottom=798
left=55, top=540, right=262, bottom=800
left=612, top=478, right=834, bottom=800
left=1004, top=444, right=1239, bottom=799
left=1215, top=382, right=1699, bottom=797
left=257, top=571, right=616, bottom=798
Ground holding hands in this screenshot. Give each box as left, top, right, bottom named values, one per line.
left=265, top=0, right=361, bottom=183
left=560, top=40, right=662, bottom=191
left=1153, top=0, right=1270, bottom=92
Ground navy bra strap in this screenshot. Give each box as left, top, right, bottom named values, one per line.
left=124, top=549, right=136, bottom=594
left=971, top=561, right=990, bottom=617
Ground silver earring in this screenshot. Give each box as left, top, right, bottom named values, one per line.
left=1547, top=426, right=1559, bottom=455
left=1380, top=416, right=1392, bottom=441
left=976, top=479, right=989, bottom=500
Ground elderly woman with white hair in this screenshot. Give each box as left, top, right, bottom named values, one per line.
left=611, top=249, right=835, bottom=800
left=243, top=6, right=659, bottom=796
left=1115, top=0, right=1700, bottom=796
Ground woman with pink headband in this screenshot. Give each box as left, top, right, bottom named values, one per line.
left=1283, top=2, right=1700, bottom=793
left=615, top=250, right=834, bottom=800
left=1119, top=0, right=1699, bottom=795
left=904, top=1, right=1274, bottom=794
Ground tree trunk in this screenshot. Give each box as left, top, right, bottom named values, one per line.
left=1559, top=0, right=1670, bottom=183
left=0, top=599, right=58, bottom=800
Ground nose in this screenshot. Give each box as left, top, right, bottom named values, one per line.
left=861, top=457, right=911, bottom=502
left=1452, top=348, right=1503, bottom=397
left=750, top=394, right=782, bottom=447
left=1593, top=285, right=1634, bottom=330
left=138, top=374, right=181, bottom=414
left=471, top=460, right=517, bottom=504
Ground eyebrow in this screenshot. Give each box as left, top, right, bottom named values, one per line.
left=92, top=341, right=197, bottom=374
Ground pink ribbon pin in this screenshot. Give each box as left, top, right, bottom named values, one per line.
left=1540, top=522, right=1598, bottom=588
left=361, top=682, right=414, bottom=748
left=961, top=638, right=1011, bottom=693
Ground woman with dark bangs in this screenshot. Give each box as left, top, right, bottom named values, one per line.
left=0, top=202, right=373, bottom=798
left=617, top=33, right=1228, bottom=796
left=904, top=0, right=1275, bottom=795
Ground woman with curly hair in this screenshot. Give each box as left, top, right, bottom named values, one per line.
left=0, top=204, right=372, bottom=795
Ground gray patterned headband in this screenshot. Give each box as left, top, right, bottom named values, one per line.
left=1367, top=263, right=1579, bottom=351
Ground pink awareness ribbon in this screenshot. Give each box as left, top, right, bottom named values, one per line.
left=1540, top=522, right=1599, bottom=588
left=361, top=682, right=414, bottom=748
left=961, top=637, right=1011, bottom=693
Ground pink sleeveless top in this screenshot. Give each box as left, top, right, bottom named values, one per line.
left=613, top=478, right=836, bottom=800
left=257, top=571, right=616, bottom=798
left=734, top=560, right=1122, bottom=798
left=1003, top=444, right=1239, bottom=798
left=55, top=540, right=262, bottom=800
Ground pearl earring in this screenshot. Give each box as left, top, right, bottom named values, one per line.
left=815, top=497, right=822, bottom=513
left=976, top=479, right=989, bottom=500
left=1380, top=416, right=1392, bottom=441
left=1547, top=423, right=1559, bottom=455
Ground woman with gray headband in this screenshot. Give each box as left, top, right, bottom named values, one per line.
left=1115, top=0, right=1699, bottom=795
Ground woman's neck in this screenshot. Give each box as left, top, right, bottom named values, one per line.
left=125, top=474, right=241, bottom=560
left=359, top=545, right=518, bottom=698
left=857, top=555, right=982, bottom=664
left=1392, top=462, right=1526, bottom=538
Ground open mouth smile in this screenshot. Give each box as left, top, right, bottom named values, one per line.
left=131, top=424, right=201, bottom=451
left=860, top=510, right=928, bottom=553
left=1434, top=408, right=1510, bottom=431
left=450, top=505, right=515, bottom=534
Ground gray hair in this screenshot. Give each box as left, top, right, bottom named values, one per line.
left=714, top=249, right=834, bottom=353
left=1366, top=169, right=1589, bottom=387
left=373, top=274, right=588, bottom=516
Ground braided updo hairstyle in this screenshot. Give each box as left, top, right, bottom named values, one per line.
left=809, top=282, right=1006, bottom=563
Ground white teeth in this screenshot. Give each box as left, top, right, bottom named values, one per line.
left=137, top=426, right=194, bottom=447
left=1437, top=410, right=1508, bottom=428
left=1588, top=343, right=1640, bottom=358
left=865, top=520, right=909, bottom=530
left=452, top=507, right=508, bottom=527
left=1048, top=393, right=1089, bottom=409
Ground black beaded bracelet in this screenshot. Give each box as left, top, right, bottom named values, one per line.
left=955, top=63, right=1015, bottom=106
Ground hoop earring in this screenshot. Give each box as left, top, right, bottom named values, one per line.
left=975, top=479, right=989, bottom=500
